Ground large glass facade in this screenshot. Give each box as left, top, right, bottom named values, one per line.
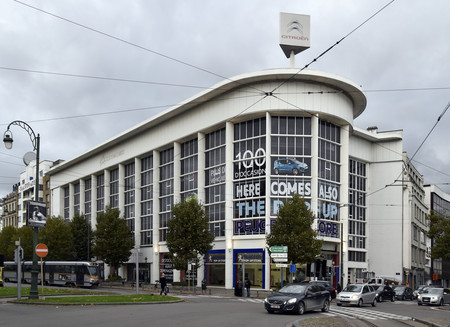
left=140, top=155, right=153, bottom=247
left=180, top=138, right=198, bottom=201
left=124, top=162, right=135, bottom=231
left=348, top=159, right=367, bottom=262
left=205, top=128, right=226, bottom=237
left=233, top=118, right=267, bottom=236
left=159, top=148, right=174, bottom=242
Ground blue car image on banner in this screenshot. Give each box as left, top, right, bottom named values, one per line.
left=273, top=158, right=308, bottom=175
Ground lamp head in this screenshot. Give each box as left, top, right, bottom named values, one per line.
left=3, top=130, right=13, bottom=149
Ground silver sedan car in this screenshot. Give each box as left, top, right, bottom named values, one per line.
left=417, top=287, right=450, bottom=306
left=336, top=284, right=377, bottom=307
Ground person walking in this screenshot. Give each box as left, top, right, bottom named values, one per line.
left=201, top=278, right=207, bottom=294
left=245, top=278, right=251, bottom=297
left=160, top=273, right=167, bottom=295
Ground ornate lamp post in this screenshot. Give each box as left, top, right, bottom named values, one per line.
left=3, top=120, right=40, bottom=299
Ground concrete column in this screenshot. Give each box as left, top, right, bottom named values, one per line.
left=225, top=121, right=234, bottom=289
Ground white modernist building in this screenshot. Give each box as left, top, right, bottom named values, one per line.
left=48, top=68, right=418, bottom=290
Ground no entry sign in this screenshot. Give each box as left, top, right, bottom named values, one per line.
left=35, top=243, right=48, bottom=258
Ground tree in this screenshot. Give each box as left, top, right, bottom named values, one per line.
left=266, top=194, right=322, bottom=264
left=167, top=197, right=215, bottom=271
left=70, top=214, right=93, bottom=260
left=92, top=207, right=134, bottom=277
left=0, top=226, right=17, bottom=261
left=39, top=216, right=74, bottom=260
left=427, top=210, right=450, bottom=260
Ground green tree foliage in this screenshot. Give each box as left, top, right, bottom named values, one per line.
left=92, top=207, right=134, bottom=277
left=69, top=214, right=93, bottom=261
left=39, top=216, right=74, bottom=260
left=0, top=226, right=16, bottom=260
left=0, top=226, right=33, bottom=261
left=167, top=198, right=215, bottom=271
left=266, top=194, right=322, bottom=264
left=427, top=211, right=450, bottom=260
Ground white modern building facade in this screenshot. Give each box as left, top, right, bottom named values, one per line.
left=48, top=68, right=420, bottom=290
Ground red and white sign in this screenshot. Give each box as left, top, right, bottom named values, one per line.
left=35, top=243, right=48, bottom=258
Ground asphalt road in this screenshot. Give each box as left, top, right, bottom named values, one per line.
left=1, top=286, right=449, bottom=327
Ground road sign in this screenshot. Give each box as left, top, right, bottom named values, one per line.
left=270, top=252, right=288, bottom=258
left=276, top=264, right=288, bottom=268
left=35, top=243, right=48, bottom=258
left=269, top=246, right=288, bottom=253
left=272, top=257, right=288, bottom=262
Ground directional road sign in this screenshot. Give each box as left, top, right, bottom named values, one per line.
left=270, top=253, right=288, bottom=258
left=269, top=246, right=288, bottom=253
left=272, top=257, right=288, bottom=262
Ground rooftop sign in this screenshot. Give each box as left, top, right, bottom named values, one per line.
left=279, top=13, right=310, bottom=58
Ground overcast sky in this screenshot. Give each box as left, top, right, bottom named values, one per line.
left=1, top=0, right=450, bottom=199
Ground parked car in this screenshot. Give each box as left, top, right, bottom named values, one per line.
left=264, top=283, right=330, bottom=315
left=273, top=158, right=308, bottom=175
left=393, top=286, right=414, bottom=300
left=413, top=285, right=428, bottom=299
left=336, top=284, right=377, bottom=307
left=417, top=287, right=450, bottom=306
left=299, top=280, right=336, bottom=299
left=374, top=285, right=396, bottom=302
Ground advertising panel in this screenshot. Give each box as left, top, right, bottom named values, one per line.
left=271, top=157, right=311, bottom=176
left=279, top=12, right=311, bottom=57
left=27, top=200, right=47, bottom=228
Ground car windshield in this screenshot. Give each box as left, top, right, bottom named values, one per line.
left=424, top=288, right=443, bottom=295
left=278, top=284, right=307, bottom=294
left=343, top=285, right=362, bottom=292
left=394, top=286, right=405, bottom=294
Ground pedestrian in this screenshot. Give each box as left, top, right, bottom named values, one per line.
left=201, top=278, right=207, bottom=294
left=336, top=282, right=342, bottom=293
left=245, top=278, right=251, bottom=297
left=160, top=273, right=167, bottom=295
left=235, top=280, right=243, bottom=297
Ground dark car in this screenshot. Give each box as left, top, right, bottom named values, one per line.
left=393, top=286, right=414, bottom=300
left=299, top=280, right=336, bottom=299
left=374, top=285, right=396, bottom=302
left=264, top=283, right=330, bottom=315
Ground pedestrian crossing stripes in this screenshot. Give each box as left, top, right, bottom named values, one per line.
left=330, top=306, right=411, bottom=320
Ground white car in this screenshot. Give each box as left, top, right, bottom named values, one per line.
left=336, top=284, right=377, bottom=307
left=417, top=288, right=450, bottom=306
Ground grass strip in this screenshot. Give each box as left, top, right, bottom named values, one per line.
left=0, top=286, right=106, bottom=297
left=15, top=294, right=179, bottom=304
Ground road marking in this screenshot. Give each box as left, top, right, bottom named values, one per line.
left=330, top=307, right=411, bottom=320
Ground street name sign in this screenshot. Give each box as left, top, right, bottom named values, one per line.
left=270, top=253, right=288, bottom=258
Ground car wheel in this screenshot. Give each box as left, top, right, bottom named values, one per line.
left=372, top=298, right=377, bottom=307
left=296, top=301, right=305, bottom=315
left=274, top=168, right=279, bottom=175
left=292, top=168, right=299, bottom=175
left=322, top=299, right=330, bottom=312
left=391, top=295, right=395, bottom=302
left=378, top=296, right=383, bottom=303
left=266, top=309, right=275, bottom=314
left=358, top=299, right=363, bottom=307
left=337, top=303, right=342, bottom=306
left=418, top=303, right=422, bottom=306
left=440, top=299, right=444, bottom=306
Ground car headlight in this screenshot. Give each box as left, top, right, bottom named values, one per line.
left=431, top=296, right=438, bottom=301
left=287, top=298, right=297, bottom=304
left=351, top=295, right=360, bottom=300
left=264, top=298, right=269, bottom=303
left=417, top=294, right=422, bottom=300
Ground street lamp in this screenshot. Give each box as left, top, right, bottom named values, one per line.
left=3, top=120, right=41, bottom=299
